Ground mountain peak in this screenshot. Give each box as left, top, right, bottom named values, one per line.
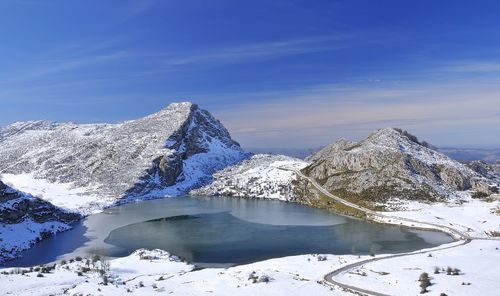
left=0, top=103, right=246, bottom=212
left=303, top=127, right=493, bottom=202
left=366, top=127, right=433, bottom=150
left=161, top=101, right=197, bottom=112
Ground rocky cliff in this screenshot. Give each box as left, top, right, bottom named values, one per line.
left=0, top=181, right=80, bottom=263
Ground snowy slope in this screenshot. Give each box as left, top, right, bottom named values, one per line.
left=0, top=102, right=247, bottom=213
left=336, top=240, right=500, bottom=296
left=0, top=248, right=350, bottom=296
left=0, top=181, right=80, bottom=263
left=191, top=154, right=308, bottom=200
left=1, top=241, right=500, bottom=296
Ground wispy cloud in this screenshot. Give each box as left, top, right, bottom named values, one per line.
left=7, top=52, right=127, bottom=83
left=442, top=61, right=500, bottom=73
left=209, top=77, right=500, bottom=148
left=0, top=34, right=345, bottom=84
left=159, top=35, right=346, bottom=66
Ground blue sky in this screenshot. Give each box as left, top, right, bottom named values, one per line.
left=1, top=0, right=499, bottom=148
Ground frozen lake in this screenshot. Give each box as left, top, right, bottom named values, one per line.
left=5, top=196, right=454, bottom=267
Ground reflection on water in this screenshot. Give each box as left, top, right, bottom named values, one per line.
left=4, top=196, right=454, bottom=267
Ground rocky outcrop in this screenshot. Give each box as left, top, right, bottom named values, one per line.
left=0, top=102, right=247, bottom=212
left=299, top=128, right=497, bottom=204
left=467, top=161, right=500, bottom=193
left=0, top=181, right=80, bottom=263
left=0, top=181, right=80, bottom=225
left=126, top=104, right=248, bottom=197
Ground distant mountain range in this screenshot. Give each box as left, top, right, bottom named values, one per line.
left=249, top=146, right=500, bottom=163
left=439, top=148, right=500, bottom=163
left=246, top=147, right=320, bottom=160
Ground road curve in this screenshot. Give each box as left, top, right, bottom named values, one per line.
left=322, top=239, right=471, bottom=296
left=289, top=169, right=482, bottom=296
left=293, top=169, right=470, bottom=240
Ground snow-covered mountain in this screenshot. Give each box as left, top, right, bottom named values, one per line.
left=191, top=154, right=308, bottom=200
left=0, top=180, right=80, bottom=263
left=193, top=128, right=500, bottom=204
left=300, top=128, right=497, bottom=204
left=0, top=102, right=247, bottom=213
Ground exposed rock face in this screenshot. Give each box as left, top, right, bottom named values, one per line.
left=0, top=181, right=80, bottom=224
left=0, top=102, right=247, bottom=212
left=467, top=161, right=500, bottom=193
left=0, top=181, right=80, bottom=263
left=300, top=128, right=497, bottom=203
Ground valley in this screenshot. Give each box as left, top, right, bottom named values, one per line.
left=1, top=102, right=499, bottom=296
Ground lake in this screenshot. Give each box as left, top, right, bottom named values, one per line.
left=4, top=196, right=454, bottom=267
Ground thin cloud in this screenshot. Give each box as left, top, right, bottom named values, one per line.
left=159, top=35, right=347, bottom=67
left=0, top=51, right=128, bottom=85
left=212, top=78, right=500, bottom=148
left=442, top=61, right=500, bottom=73
left=0, top=34, right=346, bottom=84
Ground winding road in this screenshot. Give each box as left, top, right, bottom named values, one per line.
left=293, top=170, right=469, bottom=240
left=290, top=169, right=482, bottom=296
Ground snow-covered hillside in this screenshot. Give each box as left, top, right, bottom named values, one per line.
left=1, top=241, right=500, bottom=296
left=0, top=248, right=359, bottom=296
left=0, top=102, right=247, bottom=213
left=335, top=240, right=500, bottom=296
left=191, top=154, right=308, bottom=200
left=0, top=181, right=80, bottom=263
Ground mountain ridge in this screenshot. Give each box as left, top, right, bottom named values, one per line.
left=299, top=127, right=496, bottom=205
left=0, top=102, right=247, bottom=213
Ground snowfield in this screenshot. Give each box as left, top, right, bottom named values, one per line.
left=1, top=173, right=106, bottom=214
left=335, top=240, right=500, bottom=296
left=191, top=154, right=308, bottom=200
left=377, top=197, right=500, bottom=238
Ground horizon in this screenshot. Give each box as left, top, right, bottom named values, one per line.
left=1, top=0, right=499, bottom=148
left=2, top=100, right=498, bottom=150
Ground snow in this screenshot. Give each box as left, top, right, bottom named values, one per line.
left=1, top=173, right=106, bottom=214
left=0, top=102, right=247, bottom=214
left=2, top=113, right=500, bottom=295
left=0, top=102, right=248, bottom=266
left=0, top=219, right=71, bottom=263
left=336, top=240, right=500, bottom=296
left=191, top=154, right=308, bottom=200
left=0, top=248, right=345, bottom=296
left=0, top=181, right=79, bottom=264
left=120, top=137, right=248, bottom=201
left=2, top=241, right=500, bottom=296
left=376, top=196, right=500, bottom=238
